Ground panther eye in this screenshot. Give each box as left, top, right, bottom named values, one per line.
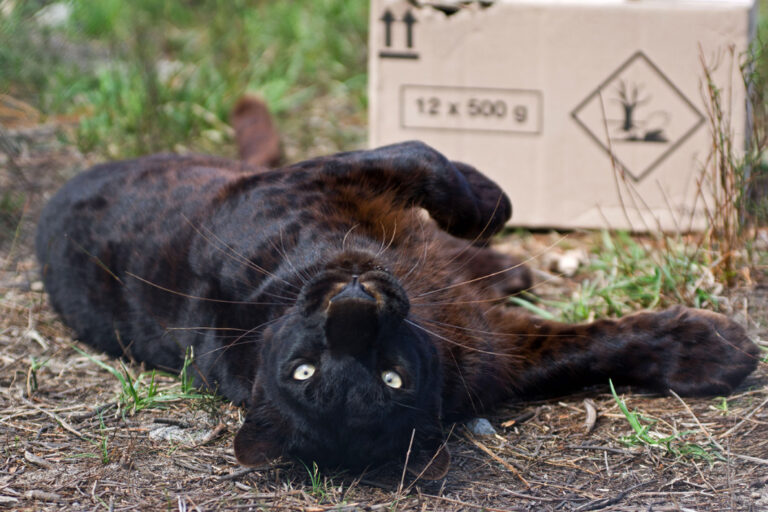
left=293, top=363, right=316, bottom=380
left=381, top=370, right=403, bottom=389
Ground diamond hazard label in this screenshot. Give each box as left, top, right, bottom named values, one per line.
left=571, top=52, right=705, bottom=182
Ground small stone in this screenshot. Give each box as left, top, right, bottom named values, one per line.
left=556, top=249, right=587, bottom=277
left=466, top=418, right=496, bottom=436
left=24, top=490, right=61, bottom=502
left=148, top=424, right=211, bottom=444
left=30, top=281, right=44, bottom=292
left=34, top=2, right=72, bottom=28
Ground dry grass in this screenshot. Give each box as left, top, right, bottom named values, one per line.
left=1, top=120, right=767, bottom=511
left=1, top=279, right=767, bottom=511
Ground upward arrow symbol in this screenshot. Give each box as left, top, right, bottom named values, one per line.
left=381, top=9, right=395, bottom=47
left=403, top=10, right=416, bottom=48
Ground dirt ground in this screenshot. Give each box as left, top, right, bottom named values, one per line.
left=1, top=118, right=768, bottom=512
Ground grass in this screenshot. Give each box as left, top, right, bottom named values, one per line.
left=304, top=461, right=328, bottom=500
left=97, top=411, right=110, bottom=464
left=609, top=380, right=723, bottom=463
left=1, top=0, right=369, bottom=159
left=25, top=355, right=49, bottom=396
left=512, top=230, right=725, bottom=322
left=72, top=345, right=212, bottom=417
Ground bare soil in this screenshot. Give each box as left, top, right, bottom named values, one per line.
left=1, top=117, right=767, bottom=512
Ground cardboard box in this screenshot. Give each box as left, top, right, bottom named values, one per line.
left=368, top=0, right=756, bottom=231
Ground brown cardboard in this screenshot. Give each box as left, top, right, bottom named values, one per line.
left=368, top=0, right=755, bottom=231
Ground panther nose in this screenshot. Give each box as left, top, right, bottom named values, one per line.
left=325, top=275, right=379, bottom=355
left=329, top=275, right=376, bottom=304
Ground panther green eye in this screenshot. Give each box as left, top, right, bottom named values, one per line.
left=293, top=363, right=316, bottom=380
left=382, top=370, right=403, bottom=389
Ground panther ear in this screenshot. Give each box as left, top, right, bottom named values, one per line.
left=407, top=443, right=451, bottom=480
left=234, top=406, right=286, bottom=466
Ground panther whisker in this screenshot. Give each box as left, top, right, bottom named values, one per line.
left=126, top=272, right=290, bottom=305
left=414, top=235, right=568, bottom=298
left=182, top=213, right=301, bottom=291
left=341, top=223, right=360, bottom=252
left=410, top=260, right=570, bottom=307
left=165, top=326, right=252, bottom=332
left=375, top=218, right=398, bottom=259
left=274, top=228, right=310, bottom=286
left=200, top=313, right=296, bottom=362
left=405, top=319, right=521, bottom=358
left=410, top=313, right=583, bottom=340
left=426, top=193, right=507, bottom=277
left=398, top=212, right=430, bottom=287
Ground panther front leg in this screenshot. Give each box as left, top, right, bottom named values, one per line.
left=486, top=306, right=760, bottom=400
left=285, top=141, right=511, bottom=240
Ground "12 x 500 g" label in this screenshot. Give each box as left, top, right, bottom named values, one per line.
left=400, top=85, right=542, bottom=134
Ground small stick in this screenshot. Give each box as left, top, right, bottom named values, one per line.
left=24, top=490, right=62, bottom=502
left=26, top=401, right=95, bottom=441
left=729, top=453, right=768, bottom=465
left=217, top=464, right=279, bottom=481
left=191, top=422, right=227, bottom=447
left=669, top=390, right=724, bottom=452
left=68, top=402, right=117, bottom=423
left=24, top=450, right=53, bottom=469
left=464, top=431, right=530, bottom=488
left=573, top=480, right=652, bottom=512
left=397, top=428, right=416, bottom=499
left=501, top=410, right=535, bottom=428
left=421, top=493, right=521, bottom=512
left=567, top=444, right=637, bottom=456
left=719, top=396, right=768, bottom=439
left=153, top=417, right=192, bottom=428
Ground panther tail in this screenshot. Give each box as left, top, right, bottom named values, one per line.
left=230, top=95, right=282, bottom=168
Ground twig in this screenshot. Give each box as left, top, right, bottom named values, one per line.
left=573, top=481, right=653, bottom=511
left=669, top=390, right=725, bottom=451
left=68, top=402, right=118, bottom=423
left=421, top=493, right=522, bottom=512
left=173, top=458, right=212, bottom=474
left=567, top=445, right=637, bottom=456
left=24, top=450, right=54, bottom=469
left=500, top=410, right=535, bottom=428
left=153, top=417, right=191, bottom=428
left=217, top=467, right=256, bottom=481
left=25, top=400, right=95, bottom=441
left=464, top=431, right=530, bottom=488
left=501, top=488, right=563, bottom=502
left=24, top=490, right=62, bottom=502
left=404, top=424, right=454, bottom=489
left=397, top=428, right=416, bottom=500
left=719, top=396, right=768, bottom=438
left=217, top=464, right=279, bottom=481
left=729, top=453, right=768, bottom=465
left=191, top=422, right=226, bottom=447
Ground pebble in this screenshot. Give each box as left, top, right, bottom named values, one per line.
left=556, top=249, right=587, bottom=277
left=465, top=418, right=496, bottom=436
left=148, top=424, right=210, bottom=444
